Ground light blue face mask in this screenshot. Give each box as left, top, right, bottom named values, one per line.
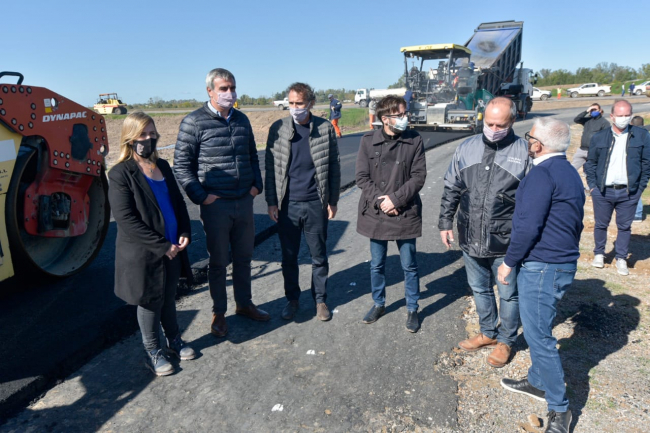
left=392, top=116, right=409, bottom=131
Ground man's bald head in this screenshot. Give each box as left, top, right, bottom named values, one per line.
left=611, top=99, right=633, bottom=115
left=484, top=97, right=517, bottom=134
left=486, top=97, right=517, bottom=122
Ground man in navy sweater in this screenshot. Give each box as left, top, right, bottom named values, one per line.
left=496, top=118, right=585, bottom=433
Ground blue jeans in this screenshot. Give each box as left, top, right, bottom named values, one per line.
left=369, top=239, right=420, bottom=312
left=463, top=252, right=519, bottom=346
left=635, top=197, right=644, bottom=220
left=518, top=261, right=576, bottom=412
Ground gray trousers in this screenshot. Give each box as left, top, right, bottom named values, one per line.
left=571, top=148, right=589, bottom=174
left=200, top=194, right=255, bottom=314
left=137, top=256, right=181, bottom=352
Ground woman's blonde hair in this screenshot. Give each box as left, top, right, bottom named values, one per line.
left=116, top=111, right=160, bottom=164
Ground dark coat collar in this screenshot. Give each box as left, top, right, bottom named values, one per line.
left=370, top=128, right=416, bottom=146
left=482, top=128, right=517, bottom=149
left=123, top=158, right=173, bottom=210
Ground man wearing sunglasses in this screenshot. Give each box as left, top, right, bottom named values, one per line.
left=439, top=97, right=532, bottom=368
left=497, top=118, right=585, bottom=433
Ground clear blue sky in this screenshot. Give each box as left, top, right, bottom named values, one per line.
left=5, top=0, right=644, bottom=106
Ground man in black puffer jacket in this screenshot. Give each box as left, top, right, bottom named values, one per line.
left=174, top=68, right=268, bottom=338
left=439, top=97, right=532, bottom=368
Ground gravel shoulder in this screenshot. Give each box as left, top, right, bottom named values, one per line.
left=438, top=115, right=650, bottom=433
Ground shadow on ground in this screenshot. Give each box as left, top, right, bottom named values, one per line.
left=554, top=278, right=641, bottom=431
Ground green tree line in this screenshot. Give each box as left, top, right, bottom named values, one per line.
left=128, top=89, right=358, bottom=109
left=537, top=62, right=650, bottom=86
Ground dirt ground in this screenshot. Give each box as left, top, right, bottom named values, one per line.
left=439, top=114, right=650, bottom=433
left=103, top=108, right=332, bottom=169
left=103, top=97, right=649, bottom=171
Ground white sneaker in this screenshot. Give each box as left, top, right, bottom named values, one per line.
left=616, top=258, right=629, bottom=276
left=591, top=254, right=604, bottom=268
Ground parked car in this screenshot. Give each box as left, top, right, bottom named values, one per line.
left=565, top=83, right=611, bottom=98
left=273, top=97, right=289, bottom=110
left=633, top=81, right=650, bottom=95
left=532, top=87, right=551, bottom=101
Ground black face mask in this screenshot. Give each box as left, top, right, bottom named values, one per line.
left=134, top=137, right=158, bottom=159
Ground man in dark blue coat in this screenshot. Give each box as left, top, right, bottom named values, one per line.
left=174, top=68, right=269, bottom=338
left=497, top=118, right=585, bottom=433
left=328, top=93, right=342, bottom=138
left=584, top=99, right=650, bottom=276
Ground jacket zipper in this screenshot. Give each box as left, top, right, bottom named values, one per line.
left=230, top=122, right=240, bottom=191
left=625, top=132, right=631, bottom=194
left=279, top=126, right=294, bottom=209
left=497, top=192, right=516, bottom=205
left=479, top=144, right=497, bottom=253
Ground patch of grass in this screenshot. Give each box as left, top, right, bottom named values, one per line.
left=336, top=108, right=370, bottom=129
left=604, top=281, right=627, bottom=294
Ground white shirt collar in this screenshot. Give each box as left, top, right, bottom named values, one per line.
left=612, top=126, right=629, bottom=137
left=533, top=152, right=565, bottom=166
left=207, top=101, right=232, bottom=119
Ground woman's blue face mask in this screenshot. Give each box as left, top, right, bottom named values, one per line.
left=590, top=111, right=601, bottom=118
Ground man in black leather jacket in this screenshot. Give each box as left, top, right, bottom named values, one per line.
left=439, top=97, right=532, bottom=368
left=174, top=68, right=269, bottom=338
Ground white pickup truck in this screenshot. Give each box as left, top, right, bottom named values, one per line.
left=566, top=83, right=611, bottom=98
left=273, top=97, right=289, bottom=110
left=633, top=81, right=650, bottom=95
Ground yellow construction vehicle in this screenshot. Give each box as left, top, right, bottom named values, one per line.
left=0, top=72, right=110, bottom=283
left=93, top=93, right=128, bottom=115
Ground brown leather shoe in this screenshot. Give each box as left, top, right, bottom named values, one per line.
left=211, top=313, right=228, bottom=337
left=487, top=342, right=512, bottom=368
left=235, top=304, right=271, bottom=321
left=458, top=333, right=497, bottom=352
left=316, top=303, right=331, bottom=321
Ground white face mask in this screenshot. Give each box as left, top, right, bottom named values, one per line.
left=290, top=107, right=310, bottom=124
left=612, top=115, right=631, bottom=129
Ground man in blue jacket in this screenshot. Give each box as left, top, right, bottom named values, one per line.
left=497, top=118, right=585, bottom=433
left=328, top=94, right=342, bottom=138
left=584, top=99, right=650, bottom=275
left=174, top=68, right=269, bottom=338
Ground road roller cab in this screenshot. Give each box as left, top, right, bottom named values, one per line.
left=0, top=71, right=110, bottom=282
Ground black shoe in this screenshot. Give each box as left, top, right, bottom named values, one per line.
left=406, top=311, right=419, bottom=333
left=500, top=377, right=546, bottom=402
left=545, top=410, right=572, bottom=433
left=362, top=305, right=385, bottom=324
left=281, top=300, right=299, bottom=320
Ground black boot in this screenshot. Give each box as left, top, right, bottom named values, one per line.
left=406, top=311, right=419, bottom=333
left=545, top=410, right=571, bottom=433
left=362, top=305, right=385, bottom=324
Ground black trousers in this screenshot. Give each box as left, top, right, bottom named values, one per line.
left=278, top=199, right=329, bottom=304
left=137, top=256, right=181, bottom=352
left=200, top=194, right=255, bottom=314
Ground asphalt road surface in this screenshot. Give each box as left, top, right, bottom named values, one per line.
left=1, top=100, right=649, bottom=426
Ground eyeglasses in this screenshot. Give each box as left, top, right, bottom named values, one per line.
left=525, top=131, right=543, bottom=146
left=385, top=112, right=408, bottom=119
